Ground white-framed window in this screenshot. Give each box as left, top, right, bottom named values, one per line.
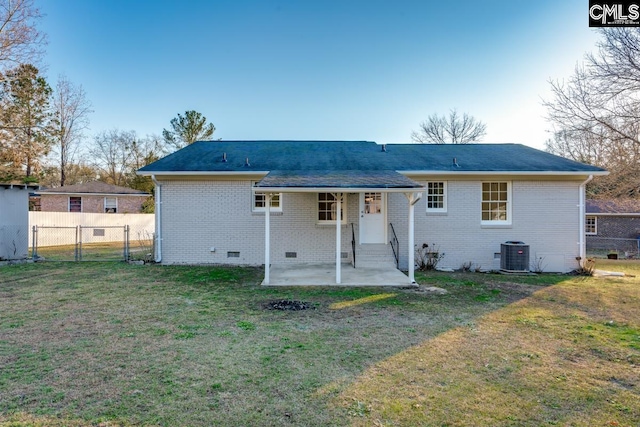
left=363, top=192, right=382, bottom=214
left=586, top=215, right=597, bottom=235
left=426, top=181, right=447, bottom=213
left=481, top=182, right=511, bottom=224
left=318, top=193, right=347, bottom=224
left=252, top=182, right=282, bottom=212
left=104, top=197, right=117, bottom=213
left=69, top=196, right=82, bottom=212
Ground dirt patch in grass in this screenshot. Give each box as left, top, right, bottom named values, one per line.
left=263, top=299, right=313, bottom=311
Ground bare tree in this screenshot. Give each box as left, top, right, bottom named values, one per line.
left=163, top=110, right=215, bottom=149
left=544, top=28, right=640, bottom=198
left=0, top=0, right=45, bottom=68
left=545, top=28, right=640, bottom=146
left=546, top=128, right=640, bottom=198
left=40, top=161, right=99, bottom=188
left=51, top=75, right=92, bottom=186
left=90, top=129, right=136, bottom=186
left=126, top=134, right=166, bottom=190
left=411, top=109, right=486, bottom=144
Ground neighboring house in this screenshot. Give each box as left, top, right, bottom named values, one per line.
left=0, top=183, right=39, bottom=260
left=586, top=199, right=640, bottom=257
left=138, top=140, right=606, bottom=283
left=35, top=182, right=150, bottom=213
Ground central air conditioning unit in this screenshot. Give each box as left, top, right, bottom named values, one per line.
left=500, top=241, right=530, bottom=272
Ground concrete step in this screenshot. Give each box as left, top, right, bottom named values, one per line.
left=356, top=243, right=393, bottom=255
left=355, top=260, right=398, bottom=269
left=355, top=244, right=397, bottom=269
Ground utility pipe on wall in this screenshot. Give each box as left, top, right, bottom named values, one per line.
left=579, top=175, right=593, bottom=264
left=264, top=193, right=272, bottom=285
left=151, top=175, right=162, bottom=263
left=335, top=193, right=342, bottom=284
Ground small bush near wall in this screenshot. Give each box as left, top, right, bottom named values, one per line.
left=415, top=243, right=445, bottom=271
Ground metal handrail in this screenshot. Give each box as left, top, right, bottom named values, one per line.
left=351, top=222, right=356, bottom=268
left=389, top=223, right=399, bottom=269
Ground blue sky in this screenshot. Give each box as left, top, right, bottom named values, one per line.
left=39, top=0, right=600, bottom=149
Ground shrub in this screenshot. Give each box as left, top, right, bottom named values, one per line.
left=415, top=243, right=445, bottom=271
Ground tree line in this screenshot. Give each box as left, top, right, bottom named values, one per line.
left=545, top=28, right=640, bottom=200
left=0, top=0, right=215, bottom=201
left=4, top=1, right=634, bottom=202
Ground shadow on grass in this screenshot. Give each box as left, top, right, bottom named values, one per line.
left=2, top=262, right=635, bottom=426
left=335, top=268, right=640, bottom=427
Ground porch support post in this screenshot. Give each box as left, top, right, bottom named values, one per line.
left=404, top=192, right=422, bottom=284
left=264, top=193, right=273, bottom=285
left=334, top=193, right=343, bottom=284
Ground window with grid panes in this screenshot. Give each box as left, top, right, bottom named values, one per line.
left=585, top=216, right=597, bottom=234
left=426, top=182, right=447, bottom=212
left=318, top=193, right=346, bottom=223
left=481, top=182, right=510, bottom=223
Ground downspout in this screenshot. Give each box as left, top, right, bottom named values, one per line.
left=579, top=175, right=593, bottom=264
left=151, top=175, right=162, bottom=263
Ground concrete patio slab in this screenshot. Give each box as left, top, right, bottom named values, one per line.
left=262, top=263, right=414, bottom=287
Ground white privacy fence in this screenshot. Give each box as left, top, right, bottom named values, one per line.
left=29, top=212, right=154, bottom=247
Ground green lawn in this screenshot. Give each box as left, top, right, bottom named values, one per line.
left=0, top=260, right=638, bottom=426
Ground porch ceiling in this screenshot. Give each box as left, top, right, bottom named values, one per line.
left=254, top=170, right=424, bottom=192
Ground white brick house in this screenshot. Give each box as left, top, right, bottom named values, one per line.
left=138, top=141, right=607, bottom=284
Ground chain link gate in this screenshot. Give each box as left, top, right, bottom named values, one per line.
left=32, top=225, right=131, bottom=261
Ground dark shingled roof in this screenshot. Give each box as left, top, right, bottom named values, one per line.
left=139, top=141, right=606, bottom=174
left=38, top=181, right=149, bottom=195
left=257, top=170, right=423, bottom=189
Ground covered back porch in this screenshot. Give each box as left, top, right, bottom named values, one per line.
left=254, top=170, right=424, bottom=286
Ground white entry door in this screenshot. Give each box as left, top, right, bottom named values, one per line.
left=359, top=192, right=386, bottom=244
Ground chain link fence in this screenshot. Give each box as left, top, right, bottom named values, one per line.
left=586, top=236, right=640, bottom=259
left=31, top=225, right=154, bottom=262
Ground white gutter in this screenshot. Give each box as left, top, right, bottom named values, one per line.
left=138, top=171, right=271, bottom=176
left=579, top=175, right=594, bottom=263
left=151, top=175, right=162, bottom=263
left=140, top=170, right=609, bottom=178
left=398, top=170, right=609, bottom=176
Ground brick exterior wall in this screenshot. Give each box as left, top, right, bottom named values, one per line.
left=160, top=180, right=357, bottom=265
left=158, top=178, right=583, bottom=272
left=586, top=216, right=640, bottom=253
left=40, top=194, right=147, bottom=213
left=589, top=216, right=640, bottom=239
left=389, top=180, right=583, bottom=273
